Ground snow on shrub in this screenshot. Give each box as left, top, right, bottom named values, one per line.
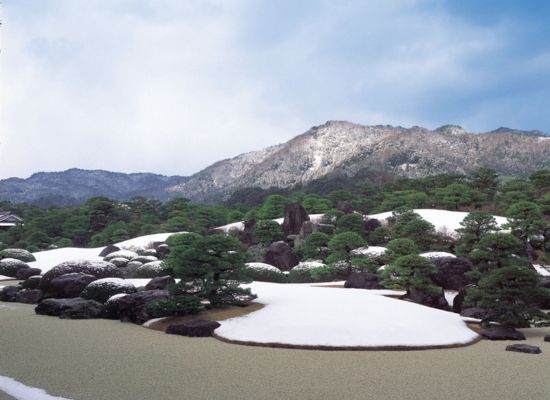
left=288, top=261, right=329, bottom=283
left=243, top=263, right=287, bottom=283
left=81, top=278, right=136, bottom=303
left=0, top=248, right=36, bottom=263
left=350, top=246, right=387, bottom=261
left=104, top=250, right=139, bottom=261
left=419, top=252, right=456, bottom=260
left=133, top=261, right=164, bottom=278
left=0, top=258, right=30, bottom=278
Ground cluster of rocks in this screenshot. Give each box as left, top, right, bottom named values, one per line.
left=100, top=245, right=169, bottom=279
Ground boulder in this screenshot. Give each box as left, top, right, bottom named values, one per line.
left=409, top=288, right=449, bottom=310
left=0, top=248, right=36, bottom=262
left=47, top=273, right=98, bottom=298
left=119, top=261, right=143, bottom=278
left=239, top=219, right=257, bottom=246
left=15, top=267, right=41, bottom=280
left=98, top=245, right=121, bottom=257
left=0, top=286, right=21, bottom=302
left=460, top=307, right=490, bottom=320
left=433, top=257, right=475, bottom=290
left=109, top=257, right=129, bottom=268
left=0, top=258, right=30, bottom=278
left=544, top=334, right=550, bottom=342
left=80, top=278, right=136, bottom=303
left=40, top=260, right=121, bottom=292
left=264, top=241, right=299, bottom=271
left=22, top=275, right=42, bottom=290
left=130, top=255, right=158, bottom=264
left=140, top=249, right=157, bottom=257
left=166, top=320, right=221, bottom=337
left=344, top=272, right=384, bottom=289
left=145, top=276, right=175, bottom=290
left=282, top=203, right=310, bottom=236
left=452, top=284, right=475, bottom=313
left=104, top=250, right=139, bottom=261
left=364, top=218, right=382, bottom=233
left=156, top=244, right=171, bottom=260
left=103, top=293, right=128, bottom=319
left=15, top=289, right=43, bottom=304
left=35, top=298, right=104, bottom=319
left=480, top=326, right=526, bottom=340
left=505, top=344, right=541, bottom=354
left=117, top=290, right=169, bottom=324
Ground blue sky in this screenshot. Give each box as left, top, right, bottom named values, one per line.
left=1, top=0, right=549, bottom=179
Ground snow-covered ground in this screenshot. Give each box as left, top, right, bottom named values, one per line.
left=367, top=209, right=508, bottom=235
left=215, top=214, right=325, bottom=233
left=0, top=375, right=72, bottom=400
left=533, top=264, right=550, bottom=277
left=215, top=282, right=479, bottom=348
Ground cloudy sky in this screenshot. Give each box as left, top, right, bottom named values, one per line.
left=1, top=1, right=549, bottom=179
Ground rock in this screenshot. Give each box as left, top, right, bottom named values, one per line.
left=145, top=276, right=175, bottom=290
left=460, top=307, right=490, bottom=320
left=0, top=258, right=30, bottom=278
left=22, top=275, right=42, bottom=290
left=117, top=290, right=169, bottom=324
left=103, top=293, right=127, bottom=319
left=15, top=289, right=43, bottom=304
left=104, top=250, right=139, bottom=261
left=239, top=219, right=257, bottom=246
left=433, top=257, right=475, bottom=290
left=40, top=260, right=121, bottom=293
left=282, top=203, right=310, bottom=236
left=166, top=320, right=221, bottom=337
left=364, top=218, right=382, bottom=233
left=0, top=248, right=36, bottom=262
left=98, top=245, right=121, bottom=257
left=130, top=255, right=158, bottom=264
left=109, top=257, right=129, bottom=268
left=544, top=334, right=550, bottom=342
left=140, top=249, right=157, bottom=257
left=118, top=261, right=143, bottom=278
left=336, top=200, right=354, bottom=214
left=452, top=284, right=475, bottom=313
left=47, top=273, right=98, bottom=298
left=480, top=326, right=526, bottom=340
left=133, top=261, right=164, bottom=278
left=505, top=344, right=541, bottom=354
left=156, top=244, right=171, bottom=260
left=80, top=278, right=136, bottom=303
left=344, top=272, right=384, bottom=289
left=15, top=267, right=41, bottom=280
left=0, top=286, right=21, bottom=302
left=246, top=244, right=267, bottom=263
left=35, top=298, right=105, bottom=319
left=264, top=241, right=299, bottom=271
left=409, top=288, right=449, bottom=310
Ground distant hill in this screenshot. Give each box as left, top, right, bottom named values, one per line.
left=1, top=121, right=549, bottom=206
left=0, top=169, right=188, bottom=206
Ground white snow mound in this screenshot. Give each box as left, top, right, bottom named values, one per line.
left=215, top=282, right=479, bottom=348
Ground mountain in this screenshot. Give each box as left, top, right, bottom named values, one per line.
left=0, top=168, right=188, bottom=206
left=166, top=121, right=550, bottom=202
left=1, top=121, right=549, bottom=206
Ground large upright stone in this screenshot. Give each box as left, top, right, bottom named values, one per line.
left=282, top=203, right=309, bottom=236
left=264, top=241, right=299, bottom=271
left=239, top=219, right=257, bottom=246
left=432, top=257, right=475, bottom=290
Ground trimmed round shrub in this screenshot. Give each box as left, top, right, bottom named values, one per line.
left=133, top=261, right=164, bottom=278
left=243, top=263, right=288, bottom=283
left=148, top=296, right=203, bottom=317
left=288, top=261, right=327, bottom=283
left=0, top=248, right=36, bottom=262
left=81, top=278, right=136, bottom=303
left=104, top=250, right=138, bottom=261
left=0, top=258, right=30, bottom=278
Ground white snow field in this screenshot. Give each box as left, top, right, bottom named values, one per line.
left=215, top=282, right=479, bottom=348
left=367, top=209, right=508, bottom=235
left=0, top=375, right=72, bottom=400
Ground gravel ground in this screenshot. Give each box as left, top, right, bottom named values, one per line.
left=1, top=302, right=549, bottom=400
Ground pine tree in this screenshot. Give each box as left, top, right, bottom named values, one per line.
left=383, top=238, right=419, bottom=264
left=381, top=254, right=439, bottom=295
left=455, top=211, right=499, bottom=256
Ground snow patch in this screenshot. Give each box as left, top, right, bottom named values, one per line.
left=420, top=252, right=456, bottom=259
left=533, top=264, right=550, bottom=277
left=0, top=376, right=73, bottom=400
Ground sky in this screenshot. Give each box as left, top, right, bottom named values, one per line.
left=1, top=0, right=550, bottom=179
